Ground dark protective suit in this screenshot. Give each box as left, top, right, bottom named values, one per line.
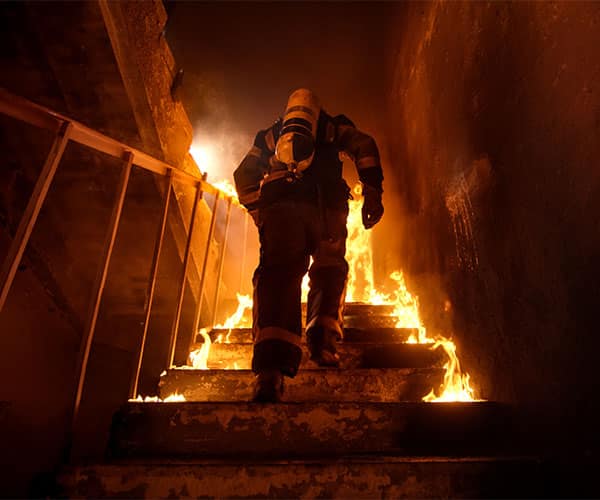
left=234, top=111, right=383, bottom=377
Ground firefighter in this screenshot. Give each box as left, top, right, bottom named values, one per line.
left=234, top=89, right=384, bottom=402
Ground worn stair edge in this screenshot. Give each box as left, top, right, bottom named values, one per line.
left=58, top=456, right=546, bottom=499
left=310, top=302, right=397, bottom=316
left=344, top=315, right=399, bottom=329
left=159, top=368, right=444, bottom=403
left=110, top=401, right=511, bottom=459
left=203, top=327, right=417, bottom=344
left=195, top=342, right=445, bottom=370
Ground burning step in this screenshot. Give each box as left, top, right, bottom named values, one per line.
left=204, top=327, right=418, bottom=344
left=159, top=368, right=444, bottom=402
left=200, top=342, right=446, bottom=370
left=109, top=401, right=510, bottom=459
left=303, top=302, right=397, bottom=317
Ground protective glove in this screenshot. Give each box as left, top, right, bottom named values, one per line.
left=361, top=184, right=384, bottom=229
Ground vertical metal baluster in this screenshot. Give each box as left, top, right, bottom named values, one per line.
left=189, top=192, right=220, bottom=348
left=239, top=210, right=250, bottom=296
left=71, top=151, right=133, bottom=433
left=129, top=171, right=173, bottom=399
left=0, top=121, right=72, bottom=312
left=167, top=182, right=203, bottom=368
left=210, top=197, right=233, bottom=327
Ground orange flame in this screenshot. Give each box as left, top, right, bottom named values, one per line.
left=189, top=328, right=212, bottom=370
left=212, top=179, right=240, bottom=203
left=214, top=293, right=252, bottom=332
left=344, top=184, right=479, bottom=402
left=185, top=147, right=480, bottom=400
left=128, top=392, right=186, bottom=403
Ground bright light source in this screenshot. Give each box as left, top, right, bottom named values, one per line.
left=189, top=144, right=213, bottom=171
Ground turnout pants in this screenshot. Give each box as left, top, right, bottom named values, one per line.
left=252, top=199, right=349, bottom=377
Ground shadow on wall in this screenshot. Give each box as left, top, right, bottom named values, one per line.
left=384, top=0, right=600, bottom=447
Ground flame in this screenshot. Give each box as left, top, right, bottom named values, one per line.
left=177, top=296, right=252, bottom=371
left=212, top=179, right=240, bottom=203
left=183, top=150, right=480, bottom=400
left=214, top=293, right=252, bottom=331
left=344, top=184, right=479, bottom=402
left=345, top=184, right=379, bottom=303
left=128, top=392, right=186, bottom=403
left=422, top=339, right=476, bottom=402
left=189, top=328, right=212, bottom=369
left=301, top=262, right=311, bottom=303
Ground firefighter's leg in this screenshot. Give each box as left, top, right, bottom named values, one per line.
left=306, top=207, right=349, bottom=367
left=252, top=201, right=308, bottom=382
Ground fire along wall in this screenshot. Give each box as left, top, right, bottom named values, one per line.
left=384, top=1, right=600, bottom=444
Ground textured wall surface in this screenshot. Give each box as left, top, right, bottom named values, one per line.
left=385, top=0, right=600, bottom=445
left=0, top=2, right=201, bottom=495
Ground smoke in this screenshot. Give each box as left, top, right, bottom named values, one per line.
left=184, top=73, right=255, bottom=183
left=190, top=126, right=253, bottom=184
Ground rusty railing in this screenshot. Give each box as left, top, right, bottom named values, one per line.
left=0, top=87, right=250, bottom=441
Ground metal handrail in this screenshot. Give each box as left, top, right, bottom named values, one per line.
left=0, top=87, right=249, bottom=455
left=0, top=87, right=217, bottom=192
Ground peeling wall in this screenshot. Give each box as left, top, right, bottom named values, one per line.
left=385, top=1, right=600, bottom=444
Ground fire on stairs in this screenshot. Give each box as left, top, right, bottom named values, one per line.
left=58, top=186, right=545, bottom=499
left=168, top=182, right=478, bottom=404
left=58, top=299, right=544, bottom=498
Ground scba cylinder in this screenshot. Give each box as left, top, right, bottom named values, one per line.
left=275, top=88, right=321, bottom=174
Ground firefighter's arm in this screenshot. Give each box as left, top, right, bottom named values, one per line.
left=234, top=129, right=273, bottom=219
left=335, top=115, right=384, bottom=229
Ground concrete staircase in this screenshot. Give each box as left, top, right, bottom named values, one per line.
left=58, top=303, right=545, bottom=498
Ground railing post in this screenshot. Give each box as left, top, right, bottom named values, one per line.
left=189, top=192, right=220, bottom=349
left=71, top=150, right=133, bottom=437
left=210, top=197, right=233, bottom=327
left=166, top=182, right=203, bottom=368
left=239, top=210, right=250, bottom=296
left=129, top=170, right=173, bottom=398
left=0, top=121, right=72, bottom=312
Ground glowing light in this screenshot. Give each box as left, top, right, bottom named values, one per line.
left=212, top=179, right=240, bottom=203
left=189, top=144, right=214, bottom=172
left=128, top=392, right=186, bottom=403
left=345, top=184, right=379, bottom=303
left=301, top=262, right=311, bottom=303
left=214, top=294, right=252, bottom=331
left=423, top=339, right=477, bottom=402
left=189, top=328, right=211, bottom=370
left=344, top=183, right=479, bottom=402
left=174, top=169, right=480, bottom=400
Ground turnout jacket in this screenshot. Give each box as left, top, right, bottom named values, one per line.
left=234, top=111, right=383, bottom=211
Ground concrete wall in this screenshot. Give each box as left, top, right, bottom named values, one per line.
left=384, top=1, right=600, bottom=446
left=0, top=1, right=208, bottom=494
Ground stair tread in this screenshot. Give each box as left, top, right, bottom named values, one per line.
left=67, top=454, right=540, bottom=466
left=205, top=327, right=418, bottom=344
left=159, top=367, right=445, bottom=402
left=199, top=341, right=444, bottom=370
left=110, top=401, right=509, bottom=459
left=59, top=454, right=545, bottom=498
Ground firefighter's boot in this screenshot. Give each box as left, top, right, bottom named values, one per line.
left=252, top=369, right=284, bottom=403
left=306, top=325, right=341, bottom=368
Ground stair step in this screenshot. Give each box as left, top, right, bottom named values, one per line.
left=198, top=342, right=444, bottom=370
left=110, top=401, right=509, bottom=458
left=344, top=314, right=399, bottom=329
left=204, top=327, right=417, bottom=344
left=303, top=302, right=396, bottom=316
left=59, top=455, right=545, bottom=498
left=159, top=368, right=444, bottom=402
